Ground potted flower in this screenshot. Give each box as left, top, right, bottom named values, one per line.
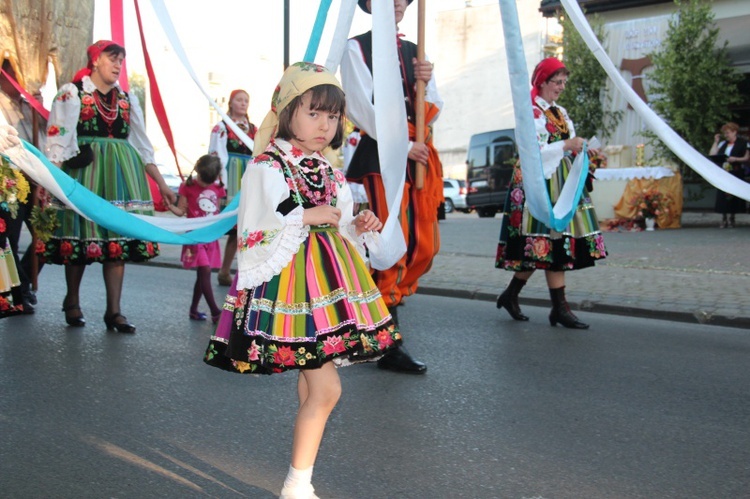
left=630, top=188, right=671, bottom=230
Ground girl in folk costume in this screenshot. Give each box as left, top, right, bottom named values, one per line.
left=167, top=155, right=226, bottom=323
left=42, top=40, right=176, bottom=333
left=495, top=57, right=607, bottom=329
left=208, top=89, right=258, bottom=286
left=203, top=62, right=401, bottom=499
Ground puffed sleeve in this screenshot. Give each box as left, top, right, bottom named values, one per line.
left=425, top=55, right=443, bottom=125
left=340, top=38, right=378, bottom=140
left=235, top=155, right=310, bottom=289
left=535, top=105, right=576, bottom=179
left=45, top=83, right=81, bottom=164
left=126, top=91, right=156, bottom=165
left=208, top=121, right=229, bottom=185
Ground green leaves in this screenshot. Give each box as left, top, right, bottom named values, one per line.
left=644, top=0, right=742, bottom=176
left=557, top=13, right=623, bottom=140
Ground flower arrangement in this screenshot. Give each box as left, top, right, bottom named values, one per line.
left=0, top=154, right=30, bottom=221
left=631, top=188, right=671, bottom=219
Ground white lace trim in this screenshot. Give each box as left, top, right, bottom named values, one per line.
left=236, top=206, right=309, bottom=290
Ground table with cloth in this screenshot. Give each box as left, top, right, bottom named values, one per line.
left=591, top=166, right=683, bottom=228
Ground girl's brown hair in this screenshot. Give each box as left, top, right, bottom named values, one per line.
left=187, top=154, right=222, bottom=186
left=276, top=84, right=346, bottom=150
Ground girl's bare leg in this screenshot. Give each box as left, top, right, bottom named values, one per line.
left=290, top=362, right=341, bottom=469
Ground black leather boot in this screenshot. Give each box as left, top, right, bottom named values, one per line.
left=496, top=276, right=529, bottom=321
left=548, top=286, right=589, bottom=329
left=377, top=306, right=427, bottom=374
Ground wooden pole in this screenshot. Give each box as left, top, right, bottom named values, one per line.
left=30, top=103, right=39, bottom=291
left=414, top=0, right=426, bottom=190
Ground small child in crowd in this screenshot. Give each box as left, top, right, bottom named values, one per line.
left=168, top=155, right=226, bottom=322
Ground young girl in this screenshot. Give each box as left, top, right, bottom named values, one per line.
left=168, top=155, right=226, bottom=322
left=203, top=62, right=401, bottom=499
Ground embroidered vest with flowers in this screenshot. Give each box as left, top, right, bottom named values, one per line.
left=539, top=104, right=570, bottom=145
left=225, top=120, right=256, bottom=156
left=75, top=81, right=131, bottom=139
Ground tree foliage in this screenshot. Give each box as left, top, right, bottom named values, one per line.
left=557, top=13, right=622, bottom=140
left=644, top=0, right=742, bottom=173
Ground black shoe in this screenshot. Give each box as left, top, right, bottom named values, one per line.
left=21, top=297, right=35, bottom=314
left=62, top=303, right=86, bottom=327
left=548, top=286, right=589, bottom=329
left=377, top=346, right=427, bottom=374
left=496, top=276, right=529, bottom=321
left=25, top=290, right=37, bottom=306
left=104, top=312, right=136, bottom=333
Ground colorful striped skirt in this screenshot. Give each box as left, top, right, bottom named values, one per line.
left=224, top=152, right=251, bottom=202
left=204, top=227, right=401, bottom=375
left=41, top=137, right=160, bottom=265
left=496, top=157, right=607, bottom=272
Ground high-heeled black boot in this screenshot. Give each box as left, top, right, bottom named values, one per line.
left=548, top=286, right=589, bottom=329
left=496, top=276, right=529, bottom=321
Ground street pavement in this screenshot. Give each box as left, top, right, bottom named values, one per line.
left=16, top=210, right=750, bottom=329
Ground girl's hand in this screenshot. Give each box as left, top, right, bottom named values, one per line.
left=354, top=209, right=382, bottom=236
left=303, top=205, right=342, bottom=227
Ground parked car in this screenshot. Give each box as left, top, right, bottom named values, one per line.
left=443, top=178, right=470, bottom=214
left=465, top=129, right=517, bottom=217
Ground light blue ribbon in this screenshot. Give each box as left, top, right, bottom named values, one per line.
left=498, top=0, right=587, bottom=231
left=22, top=140, right=238, bottom=245
left=304, top=0, right=333, bottom=62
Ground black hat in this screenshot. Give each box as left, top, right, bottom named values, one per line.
left=358, top=0, right=413, bottom=14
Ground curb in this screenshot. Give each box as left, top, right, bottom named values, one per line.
left=415, top=286, right=750, bottom=330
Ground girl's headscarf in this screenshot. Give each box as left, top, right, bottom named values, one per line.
left=253, top=62, right=343, bottom=156
left=530, top=57, right=566, bottom=101
left=72, top=40, right=124, bottom=83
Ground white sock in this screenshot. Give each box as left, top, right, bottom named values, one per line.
left=282, top=464, right=313, bottom=491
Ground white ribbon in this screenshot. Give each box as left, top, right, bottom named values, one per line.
left=149, top=0, right=254, bottom=153
left=560, top=0, right=750, bottom=201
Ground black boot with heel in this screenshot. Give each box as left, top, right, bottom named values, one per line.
left=548, top=286, right=589, bottom=329
left=496, top=276, right=529, bottom=321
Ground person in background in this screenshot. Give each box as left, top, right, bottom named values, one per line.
left=168, top=155, right=225, bottom=323
left=208, top=89, right=257, bottom=286
left=42, top=40, right=176, bottom=333
left=340, top=0, right=444, bottom=374
left=203, top=62, right=400, bottom=499
left=495, top=57, right=606, bottom=330
left=709, top=122, right=748, bottom=228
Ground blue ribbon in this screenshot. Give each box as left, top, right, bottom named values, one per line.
left=22, top=140, right=238, bottom=245
left=303, top=0, right=333, bottom=62
left=498, top=0, right=587, bottom=231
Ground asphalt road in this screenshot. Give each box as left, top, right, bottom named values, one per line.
left=1, top=263, right=749, bottom=498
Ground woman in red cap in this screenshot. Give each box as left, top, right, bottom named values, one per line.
left=42, top=40, right=176, bottom=333
left=495, top=57, right=607, bottom=329
left=208, top=89, right=257, bottom=286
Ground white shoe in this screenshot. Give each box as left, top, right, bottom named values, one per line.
left=279, top=484, right=319, bottom=499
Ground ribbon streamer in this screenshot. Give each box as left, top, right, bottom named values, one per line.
left=498, top=0, right=588, bottom=231
left=304, top=0, right=333, bottom=62
left=2, top=137, right=238, bottom=245
left=559, top=0, right=750, bottom=201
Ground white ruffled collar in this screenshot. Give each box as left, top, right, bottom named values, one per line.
left=534, top=95, right=557, bottom=111
left=272, top=138, right=329, bottom=168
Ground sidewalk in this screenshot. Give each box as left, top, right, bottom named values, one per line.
left=18, top=211, right=750, bottom=329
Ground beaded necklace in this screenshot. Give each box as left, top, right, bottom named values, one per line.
left=543, top=106, right=569, bottom=136
left=93, top=89, right=119, bottom=126
left=281, top=154, right=336, bottom=208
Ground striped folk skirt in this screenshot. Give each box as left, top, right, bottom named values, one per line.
left=41, top=137, right=159, bottom=265
left=204, top=227, right=401, bottom=375
left=224, top=152, right=252, bottom=202
left=496, top=157, right=607, bottom=272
